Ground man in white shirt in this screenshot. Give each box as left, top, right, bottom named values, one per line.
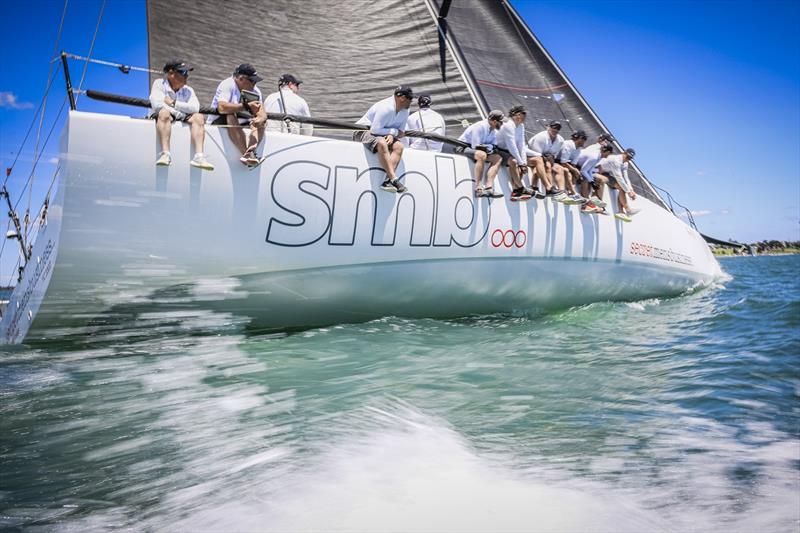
left=495, top=105, right=534, bottom=201
left=579, top=144, right=613, bottom=214
left=149, top=60, right=213, bottom=170
left=553, top=130, right=588, bottom=203
left=355, top=85, right=414, bottom=193
left=574, top=133, right=614, bottom=168
left=457, top=110, right=506, bottom=199
left=594, top=148, right=640, bottom=221
left=265, top=74, right=312, bottom=136
left=209, top=63, right=267, bottom=167
left=527, top=121, right=566, bottom=200
left=404, top=94, right=445, bottom=152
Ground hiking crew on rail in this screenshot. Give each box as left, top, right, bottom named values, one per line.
left=152, top=62, right=642, bottom=222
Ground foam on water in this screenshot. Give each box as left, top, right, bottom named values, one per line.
left=1, top=256, right=798, bottom=532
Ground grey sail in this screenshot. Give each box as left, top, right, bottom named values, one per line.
left=146, top=0, right=483, bottom=138
left=428, top=0, right=667, bottom=207
left=147, top=0, right=667, bottom=208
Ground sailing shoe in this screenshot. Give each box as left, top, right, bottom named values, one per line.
left=589, top=196, right=607, bottom=208
left=474, top=187, right=486, bottom=198
left=487, top=187, right=504, bottom=198
left=240, top=150, right=260, bottom=166
left=510, top=188, right=526, bottom=202
left=156, top=151, right=172, bottom=166
left=392, top=179, right=408, bottom=193
left=552, top=190, right=569, bottom=202
left=190, top=154, right=215, bottom=171
left=627, top=206, right=642, bottom=215
left=581, top=202, right=599, bottom=214
left=381, top=179, right=397, bottom=192
left=615, top=213, right=633, bottom=222
left=571, top=194, right=588, bottom=204
left=533, top=189, right=546, bottom=200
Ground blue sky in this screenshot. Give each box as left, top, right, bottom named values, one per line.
left=0, top=0, right=798, bottom=262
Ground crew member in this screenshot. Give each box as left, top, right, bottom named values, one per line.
left=458, top=110, right=507, bottom=199
left=265, top=73, right=312, bottom=135
left=554, top=130, right=588, bottom=203
left=208, top=63, right=267, bottom=167
left=404, top=94, right=446, bottom=152
left=580, top=144, right=613, bottom=214
left=527, top=122, right=566, bottom=201
left=495, top=105, right=535, bottom=201
left=356, top=85, right=414, bottom=193
left=594, top=148, right=640, bottom=221
left=149, top=59, right=213, bottom=170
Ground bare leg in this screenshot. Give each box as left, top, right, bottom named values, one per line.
left=248, top=124, right=265, bottom=153
left=486, top=154, right=503, bottom=188
left=506, top=158, right=523, bottom=189
left=552, top=164, right=566, bottom=190
left=156, top=108, right=173, bottom=153
left=375, top=139, right=397, bottom=181
left=225, top=114, right=249, bottom=155
left=592, top=174, right=608, bottom=202
left=389, top=141, right=404, bottom=171
left=188, top=113, right=206, bottom=154
left=473, top=151, right=486, bottom=190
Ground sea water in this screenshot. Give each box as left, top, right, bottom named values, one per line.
left=1, top=255, right=798, bottom=531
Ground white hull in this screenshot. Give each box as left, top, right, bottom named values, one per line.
left=0, top=111, right=722, bottom=343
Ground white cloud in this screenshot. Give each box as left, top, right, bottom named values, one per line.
left=678, top=209, right=713, bottom=218
left=0, top=92, right=34, bottom=109
left=695, top=170, right=707, bottom=176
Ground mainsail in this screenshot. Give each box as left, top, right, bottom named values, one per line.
left=146, top=0, right=665, bottom=202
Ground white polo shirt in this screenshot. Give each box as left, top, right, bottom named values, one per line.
left=596, top=154, right=633, bottom=193
left=404, top=108, right=446, bottom=152
left=458, top=120, right=497, bottom=150
left=557, top=140, right=582, bottom=165
left=575, top=142, right=603, bottom=167
left=265, top=88, right=312, bottom=135
left=580, top=153, right=605, bottom=183
left=207, top=76, right=263, bottom=123
left=149, top=78, right=199, bottom=119
left=356, top=96, right=410, bottom=136
left=527, top=130, right=564, bottom=157
left=495, top=120, right=527, bottom=165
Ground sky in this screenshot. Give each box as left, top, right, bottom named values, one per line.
left=0, top=0, right=798, bottom=277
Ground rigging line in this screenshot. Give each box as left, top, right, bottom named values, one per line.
left=4, top=45, right=67, bottom=189
left=58, top=53, right=159, bottom=74
left=75, top=0, right=106, bottom=104
left=25, top=165, right=61, bottom=242
left=14, top=97, right=68, bottom=213
left=27, top=0, right=69, bottom=235
left=0, top=219, right=11, bottom=264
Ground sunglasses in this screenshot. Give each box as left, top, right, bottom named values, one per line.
left=176, top=69, right=190, bottom=77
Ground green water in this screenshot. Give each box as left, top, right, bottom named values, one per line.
left=1, top=255, right=798, bottom=531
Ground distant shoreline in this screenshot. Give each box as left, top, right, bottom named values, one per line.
left=715, top=251, right=799, bottom=258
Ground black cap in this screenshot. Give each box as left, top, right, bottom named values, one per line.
left=418, top=94, right=432, bottom=108
left=598, top=133, right=614, bottom=142
left=508, top=105, right=527, bottom=117
left=600, top=145, right=614, bottom=153
left=572, top=130, right=588, bottom=140
left=394, top=85, right=414, bottom=99
left=163, top=59, right=193, bottom=75
left=548, top=121, right=562, bottom=130
left=279, top=74, right=302, bottom=86
left=234, top=64, right=263, bottom=83
left=488, top=109, right=505, bottom=121
left=624, top=148, right=636, bottom=158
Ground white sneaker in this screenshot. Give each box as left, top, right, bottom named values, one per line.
left=589, top=196, right=607, bottom=208
left=156, top=151, right=172, bottom=166
left=190, top=153, right=215, bottom=171
left=627, top=207, right=641, bottom=215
